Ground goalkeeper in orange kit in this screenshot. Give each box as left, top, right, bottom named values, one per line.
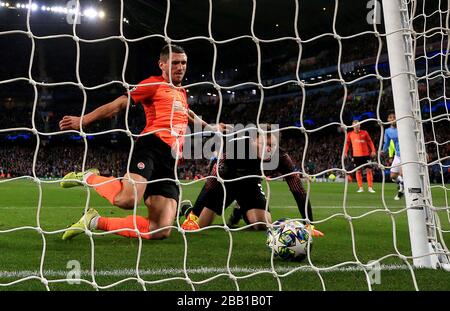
left=344, top=120, right=377, bottom=193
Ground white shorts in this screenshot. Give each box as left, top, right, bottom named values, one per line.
left=391, top=155, right=402, bottom=174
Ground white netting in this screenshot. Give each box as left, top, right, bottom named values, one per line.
left=0, top=0, right=449, bottom=291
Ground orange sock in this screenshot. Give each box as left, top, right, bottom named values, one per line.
left=356, top=170, right=363, bottom=188
left=86, top=175, right=122, bottom=205
left=97, top=215, right=151, bottom=239
left=367, top=169, right=373, bottom=188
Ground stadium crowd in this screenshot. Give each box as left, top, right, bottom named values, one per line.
left=1, top=119, right=448, bottom=183
left=1, top=31, right=449, bottom=183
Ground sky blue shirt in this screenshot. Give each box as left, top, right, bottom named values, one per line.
left=383, top=127, right=400, bottom=157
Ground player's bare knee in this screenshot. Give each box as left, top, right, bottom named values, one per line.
left=249, top=222, right=268, bottom=231
left=160, top=228, right=172, bottom=239
left=152, top=227, right=172, bottom=240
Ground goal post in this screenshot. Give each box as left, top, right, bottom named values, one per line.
left=381, top=0, right=450, bottom=269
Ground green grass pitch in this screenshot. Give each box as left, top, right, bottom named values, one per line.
left=0, top=179, right=449, bottom=291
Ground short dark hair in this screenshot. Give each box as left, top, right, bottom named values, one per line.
left=160, top=44, right=186, bottom=61
left=387, top=110, right=396, bottom=117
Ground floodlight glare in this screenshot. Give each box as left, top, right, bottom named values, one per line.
left=84, top=8, right=97, bottom=18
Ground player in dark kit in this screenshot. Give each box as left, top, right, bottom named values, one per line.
left=225, top=148, right=320, bottom=233
left=181, top=128, right=324, bottom=237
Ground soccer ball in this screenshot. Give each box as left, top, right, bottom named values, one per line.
left=266, top=218, right=312, bottom=262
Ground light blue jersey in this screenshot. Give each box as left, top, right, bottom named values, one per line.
left=383, top=127, right=400, bottom=157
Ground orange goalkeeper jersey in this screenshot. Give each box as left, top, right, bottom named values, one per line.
left=130, top=75, right=189, bottom=152
left=344, top=130, right=375, bottom=157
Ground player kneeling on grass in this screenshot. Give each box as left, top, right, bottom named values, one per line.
left=180, top=129, right=323, bottom=237
left=58, top=44, right=226, bottom=241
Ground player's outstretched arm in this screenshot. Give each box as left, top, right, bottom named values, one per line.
left=59, top=95, right=129, bottom=131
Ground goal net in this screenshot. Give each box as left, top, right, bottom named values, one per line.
left=0, top=0, right=449, bottom=291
